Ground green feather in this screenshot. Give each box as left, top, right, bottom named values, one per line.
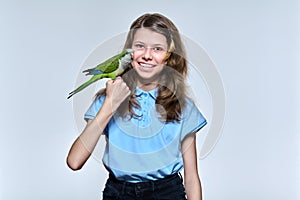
left=67, top=73, right=116, bottom=99
left=67, top=49, right=133, bottom=99
left=83, top=50, right=127, bottom=75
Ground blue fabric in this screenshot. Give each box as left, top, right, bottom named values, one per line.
left=84, top=87, right=207, bottom=183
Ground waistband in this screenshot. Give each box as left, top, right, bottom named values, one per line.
left=108, top=173, right=181, bottom=187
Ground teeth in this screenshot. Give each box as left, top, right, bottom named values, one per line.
left=140, top=63, right=154, bottom=68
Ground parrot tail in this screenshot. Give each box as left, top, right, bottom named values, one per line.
left=67, top=75, right=102, bottom=99
left=83, top=68, right=103, bottom=76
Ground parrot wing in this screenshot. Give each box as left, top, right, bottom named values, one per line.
left=82, top=50, right=127, bottom=75
left=67, top=49, right=129, bottom=99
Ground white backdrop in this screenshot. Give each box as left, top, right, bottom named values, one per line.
left=0, top=0, right=299, bottom=199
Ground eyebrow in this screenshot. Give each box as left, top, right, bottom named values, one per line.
left=133, top=41, right=166, bottom=47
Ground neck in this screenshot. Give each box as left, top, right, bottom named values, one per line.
left=137, top=81, right=158, bottom=91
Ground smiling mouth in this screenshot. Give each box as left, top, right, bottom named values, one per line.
left=139, top=63, right=155, bottom=68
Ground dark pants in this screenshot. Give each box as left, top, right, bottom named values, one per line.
left=102, top=173, right=187, bottom=200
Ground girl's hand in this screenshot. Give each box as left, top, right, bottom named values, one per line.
left=105, top=77, right=130, bottom=113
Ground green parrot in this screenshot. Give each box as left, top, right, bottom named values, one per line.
left=67, top=49, right=134, bottom=99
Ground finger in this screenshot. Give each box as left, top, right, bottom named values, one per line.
left=107, top=79, right=114, bottom=84
left=106, top=79, right=114, bottom=87
left=113, top=76, right=122, bottom=83
left=115, top=76, right=123, bottom=81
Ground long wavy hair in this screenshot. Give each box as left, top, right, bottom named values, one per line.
left=98, top=13, right=188, bottom=122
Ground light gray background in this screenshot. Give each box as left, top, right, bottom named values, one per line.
left=0, top=0, right=299, bottom=199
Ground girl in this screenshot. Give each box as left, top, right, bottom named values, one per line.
left=67, top=13, right=207, bottom=200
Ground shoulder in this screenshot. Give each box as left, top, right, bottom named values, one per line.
left=181, top=97, right=206, bottom=124
left=183, top=97, right=198, bottom=114
left=89, top=94, right=106, bottom=110
left=94, top=94, right=106, bottom=104
left=84, top=94, right=107, bottom=121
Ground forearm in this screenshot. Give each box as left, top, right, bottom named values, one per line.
left=80, top=100, right=114, bottom=152
left=182, top=134, right=203, bottom=200
left=66, top=100, right=114, bottom=170
left=185, top=176, right=202, bottom=200
left=66, top=78, right=130, bottom=170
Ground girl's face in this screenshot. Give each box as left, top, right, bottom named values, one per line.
left=131, top=28, right=168, bottom=89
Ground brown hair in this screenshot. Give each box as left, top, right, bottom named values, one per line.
left=98, top=13, right=188, bottom=122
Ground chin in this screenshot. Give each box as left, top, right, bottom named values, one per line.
left=135, top=71, right=159, bottom=83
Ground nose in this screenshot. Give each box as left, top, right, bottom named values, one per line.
left=143, top=48, right=152, bottom=60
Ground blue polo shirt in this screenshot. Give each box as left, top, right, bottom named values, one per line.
left=84, top=87, right=207, bottom=183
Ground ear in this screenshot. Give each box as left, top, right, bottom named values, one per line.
left=164, top=53, right=170, bottom=64
left=164, top=51, right=172, bottom=63
left=131, top=60, right=135, bottom=68
left=164, top=39, right=175, bottom=63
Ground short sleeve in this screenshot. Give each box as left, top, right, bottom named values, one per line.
left=84, top=95, right=106, bottom=122
left=180, top=99, right=207, bottom=141
left=84, top=95, right=109, bottom=134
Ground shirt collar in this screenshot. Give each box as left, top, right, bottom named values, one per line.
left=135, top=87, right=158, bottom=99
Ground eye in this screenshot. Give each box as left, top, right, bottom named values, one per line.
left=134, top=43, right=144, bottom=49
left=153, top=46, right=165, bottom=52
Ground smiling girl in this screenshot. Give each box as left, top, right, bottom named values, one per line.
left=67, top=13, right=207, bottom=200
